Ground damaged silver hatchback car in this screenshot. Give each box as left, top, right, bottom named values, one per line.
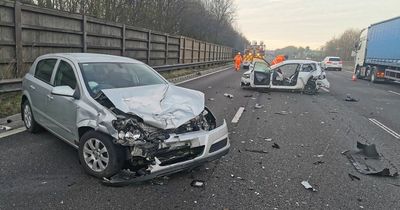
left=21, top=53, right=229, bottom=184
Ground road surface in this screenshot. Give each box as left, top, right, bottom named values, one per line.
left=1, top=67, right=400, bottom=209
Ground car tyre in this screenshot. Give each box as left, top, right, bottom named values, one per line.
left=22, top=100, right=41, bottom=133
left=304, top=79, right=317, bottom=95
left=79, top=131, right=125, bottom=178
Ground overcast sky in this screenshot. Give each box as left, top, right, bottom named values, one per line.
left=235, top=0, right=400, bottom=50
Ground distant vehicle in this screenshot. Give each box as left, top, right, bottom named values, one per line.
left=354, top=16, right=400, bottom=83
left=321, top=56, right=342, bottom=71
left=21, top=53, right=229, bottom=185
left=241, top=60, right=330, bottom=95
left=243, top=42, right=266, bottom=69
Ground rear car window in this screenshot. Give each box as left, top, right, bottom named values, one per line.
left=329, top=57, right=341, bottom=61
left=34, top=59, right=57, bottom=83
left=54, top=60, right=77, bottom=89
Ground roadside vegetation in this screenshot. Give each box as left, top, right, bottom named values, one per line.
left=0, top=92, right=21, bottom=118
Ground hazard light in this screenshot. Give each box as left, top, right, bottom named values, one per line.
left=376, top=71, right=385, bottom=78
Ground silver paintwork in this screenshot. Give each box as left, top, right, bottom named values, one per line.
left=21, top=53, right=230, bottom=175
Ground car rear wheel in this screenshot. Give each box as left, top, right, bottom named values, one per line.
left=304, top=79, right=317, bottom=95
left=22, top=100, right=41, bottom=133
left=79, top=131, right=125, bottom=178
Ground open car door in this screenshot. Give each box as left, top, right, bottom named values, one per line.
left=250, top=62, right=272, bottom=88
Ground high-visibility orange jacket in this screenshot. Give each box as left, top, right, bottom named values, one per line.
left=234, top=55, right=242, bottom=64
left=271, top=55, right=285, bottom=65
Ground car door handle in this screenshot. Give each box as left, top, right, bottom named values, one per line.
left=47, top=95, right=54, bottom=101
left=29, top=85, right=36, bottom=90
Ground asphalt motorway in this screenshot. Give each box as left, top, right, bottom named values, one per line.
left=1, top=67, right=400, bottom=209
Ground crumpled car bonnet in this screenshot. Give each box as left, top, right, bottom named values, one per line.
left=101, top=84, right=205, bottom=129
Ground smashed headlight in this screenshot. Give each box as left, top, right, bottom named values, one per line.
left=243, top=74, right=250, bottom=79
left=175, top=108, right=217, bottom=134
left=112, top=116, right=169, bottom=147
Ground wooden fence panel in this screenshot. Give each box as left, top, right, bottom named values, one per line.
left=0, top=1, right=232, bottom=80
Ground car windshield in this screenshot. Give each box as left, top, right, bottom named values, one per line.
left=253, top=62, right=271, bottom=72
left=79, top=62, right=166, bottom=96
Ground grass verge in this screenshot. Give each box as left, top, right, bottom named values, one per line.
left=0, top=92, right=21, bottom=118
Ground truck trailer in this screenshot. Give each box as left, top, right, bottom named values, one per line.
left=354, top=16, right=400, bottom=83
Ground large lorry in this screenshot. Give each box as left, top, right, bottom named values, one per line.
left=354, top=16, right=400, bottom=83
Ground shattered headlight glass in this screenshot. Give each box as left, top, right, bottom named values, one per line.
left=176, top=108, right=216, bottom=134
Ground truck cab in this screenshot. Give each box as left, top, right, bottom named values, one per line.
left=354, top=29, right=368, bottom=69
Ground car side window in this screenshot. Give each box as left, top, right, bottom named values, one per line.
left=34, top=59, right=57, bottom=84
left=302, top=64, right=316, bottom=72
left=54, top=60, right=77, bottom=89
left=278, top=64, right=299, bottom=76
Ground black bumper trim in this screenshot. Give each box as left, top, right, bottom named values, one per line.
left=102, top=147, right=229, bottom=187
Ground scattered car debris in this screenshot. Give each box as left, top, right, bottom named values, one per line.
left=190, top=180, right=205, bottom=188
left=264, top=138, right=272, bottom=142
left=208, top=98, right=215, bottom=101
left=348, top=173, right=361, bottom=181
left=343, top=141, right=399, bottom=177
left=208, top=86, right=212, bottom=89
left=0, top=125, right=12, bottom=131
left=274, top=111, right=289, bottom=115
left=313, top=160, right=325, bottom=165
left=272, top=143, right=280, bottom=149
left=344, top=95, right=359, bottom=102
left=316, top=154, right=324, bottom=158
left=230, top=174, right=235, bottom=178
left=245, top=148, right=268, bottom=154
left=301, top=181, right=317, bottom=192
left=224, top=93, right=234, bottom=98
left=254, top=104, right=264, bottom=109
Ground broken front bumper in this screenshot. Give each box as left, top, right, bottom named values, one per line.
left=103, top=120, right=230, bottom=186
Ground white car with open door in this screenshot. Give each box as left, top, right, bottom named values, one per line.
left=240, top=60, right=330, bottom=94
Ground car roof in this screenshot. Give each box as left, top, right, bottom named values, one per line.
left=269, top=59, right=318, bottom=68
left=37, top=53, right=143, bottom=64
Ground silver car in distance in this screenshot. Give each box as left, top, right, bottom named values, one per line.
left=21, top=53, right=229, bottom=185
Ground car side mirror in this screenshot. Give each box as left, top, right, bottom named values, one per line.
left=52, top=86, right=78, bottom=99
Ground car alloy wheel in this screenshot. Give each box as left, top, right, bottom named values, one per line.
left=23, top=104, right=32, bottom=129
left=83, top=138, right=109, bottom=172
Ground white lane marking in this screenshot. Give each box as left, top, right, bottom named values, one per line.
left=388, top=90, right=400, bottom=96
left=231, top=107, right=245, bottom=124
left=0, top=127, right=26, bottom=139
left=368, top=118, right=400, bottom=139
left=320, top=87, right=330, bottom=92
left=175, top=66, right=232, bottom=85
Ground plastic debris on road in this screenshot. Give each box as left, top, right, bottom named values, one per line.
left=272, top=143, right=280, bottom=149
left=190, top=180, right=205, bottom=188
left=275, top=111, right=289, bottom=115
left=224, top=93, right=234, bottom=98
left=0, top=125, right=12, bottom=131
left=245, top=148, right=268, bottom=154
left=313, top=160, right=325, bottom=165
left=348, top=173, right=361, bottom=181
left=264, top=138, right=272, bottom=142
left=301, top=181, right=317, bottom=192
left=254, top=104, right=264, bottom=109
left=343, top=141, right=399, bottom=177
left=208, top=98, right=215, bottom=101
left=344, top=95, right=359, bottom=102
